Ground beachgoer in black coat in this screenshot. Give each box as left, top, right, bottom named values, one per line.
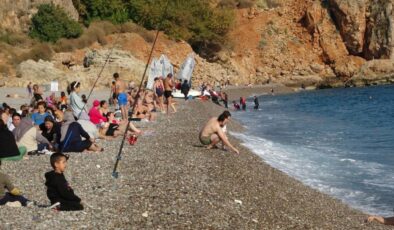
left=181, top=80, right=191, bottom=100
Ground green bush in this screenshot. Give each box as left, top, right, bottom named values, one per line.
left=54, top=21, right=113, bottom=52
left=72, top=0, right=234, bottom=57
left=29, top=4, right=82, bottom=42
left=79, top=0, right=129, bottom=25
left=125, top=0, right=234, bottom=58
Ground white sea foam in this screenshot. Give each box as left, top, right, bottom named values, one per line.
left=231, top=131, right=394, bottom=216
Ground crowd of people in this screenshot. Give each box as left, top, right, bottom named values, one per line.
left=2, top=73, right=388, bottom=227
left=0, top=72, right=165, bottom=210
left=198, top=82, right=261, bottom=111
left=0, top=71, right=243, bottom=212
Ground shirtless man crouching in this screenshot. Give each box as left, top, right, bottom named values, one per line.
left=113, top=72, right=128, bottom=120
left=199, top=111, right=239, bottom=154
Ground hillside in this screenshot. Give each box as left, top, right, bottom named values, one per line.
left=0, top=0, right=394, bottom=89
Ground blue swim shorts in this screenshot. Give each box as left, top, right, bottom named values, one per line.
left=118, top=93, right=128, bottom=106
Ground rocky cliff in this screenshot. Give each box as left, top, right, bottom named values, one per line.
left=1, top=0, right=394, bottom=90
left=0, top=0, right=78, bottom=33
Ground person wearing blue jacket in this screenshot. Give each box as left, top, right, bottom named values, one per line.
left=59, top=111, right=102, bottom=153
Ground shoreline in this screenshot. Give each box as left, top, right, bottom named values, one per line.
left=0, top=87, right=390, bottom=229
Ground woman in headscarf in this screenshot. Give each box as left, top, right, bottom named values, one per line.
left=39, top=115, right=61, bottom=150
left=67, top=81, right=89, bottom=120
left=0, top=111, right=26, bottom=160
left=60, top=111, right=102, bottom=153
left=13, top=117, right=51, bottom=154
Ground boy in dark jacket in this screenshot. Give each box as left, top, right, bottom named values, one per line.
left=44, top=152, right=83, bottom=211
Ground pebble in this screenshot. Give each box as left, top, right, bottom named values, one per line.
left=0, top=97, right=390, bottom=229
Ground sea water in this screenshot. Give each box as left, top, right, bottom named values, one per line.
left=232, top=85, right=394, bottom=216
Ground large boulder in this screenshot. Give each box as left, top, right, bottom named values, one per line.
left=328, top=0, right=367, bottom=55
left=303, top=1, right=349, bottom=63
left=15, top=49, right=147, bottom=90
left=363, top=0, right=394, bottom=60
left=350, top=59, right=394, bottom=86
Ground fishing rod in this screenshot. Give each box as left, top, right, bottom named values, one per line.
left=112, top=0, right=171, bottom=179
left=61, top=33, right=121, bottom=153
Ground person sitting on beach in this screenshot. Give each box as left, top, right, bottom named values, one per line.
left=68, top=81, right=89, bottom=120
left=13, top=115, right=52, bottom=154
left=46, top=93, right=57, bottom=109
left=19, top=104, right=30, bottom=118
left=45, top=152, right=83, bottom=211
left=134, top=99, right=156, bottom=122
left=99, top=100, right=109, bottom=117
left=0, top=171, right=32, bottom=207
left=114, top=73, right=128, bottom=120
left=143, top=91, right=157, bottom=113
left=2, top=105, right=15, bottom=131
left=59, top=111, right=102, bottom=153
left=89, top=100, right=107, bottom=126
left=199, top=111, right=239, bottom=154
left=31, top=101, right=51, bottom=126
left=99, top=111, right=142, bottom=139
left=0, top=112, right=27, bottom=160
left=59, top=91, right=68, bottom=111
left=367, top=215, right=394, bottom=225
left=39, top=116, right=61, bottom=150
left=56, top=110, right=100, bottom=141
left=100, top=112, right=121, bottom=138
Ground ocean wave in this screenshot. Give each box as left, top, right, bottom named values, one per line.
left=231, top=131, right=394, bottom=216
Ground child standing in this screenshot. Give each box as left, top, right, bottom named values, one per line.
left=44, top=153, right=83, bottom=211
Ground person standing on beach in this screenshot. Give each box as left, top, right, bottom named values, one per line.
left=27, top=82, right=32, bottom=98
left=153, top=77, right=165, bottom=112
left=240, top=97, right=246, bottom=111
left=163, top=73, right=176, bottom=114
left=181, top=79, right=190, bottom=100
left=199, top=111, right=239, bottom=154
left=222, top=92, right=229, bottom=109
left=113, top=73, right=128, bottom=120
left=68, top=81, right=89, bottom=120
left=253, top=96, right=259, bottom=110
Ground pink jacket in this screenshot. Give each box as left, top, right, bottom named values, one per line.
left=88, top=107, right=107, bottom=125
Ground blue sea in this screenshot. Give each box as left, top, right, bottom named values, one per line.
left=232, top=85, right=394, bottom=216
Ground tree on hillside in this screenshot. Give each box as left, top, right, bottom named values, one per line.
left=78, top=0, right=129, bottom=25
left=30, top=4, right=82, bottom=42
left=72, top=0, right=234, bottom=58
left=125, top=0, right=234, bottom=58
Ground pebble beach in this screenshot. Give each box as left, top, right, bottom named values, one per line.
left=0, top=86, right=391, bottom=229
